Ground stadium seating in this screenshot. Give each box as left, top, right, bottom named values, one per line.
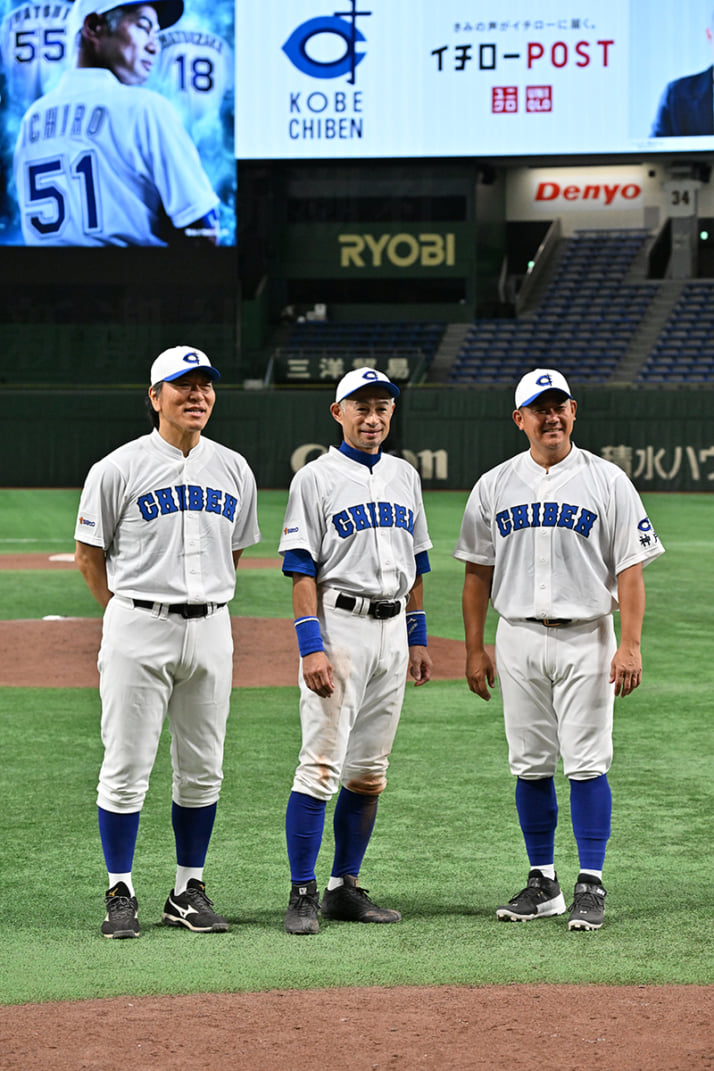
left=636, top=281, right=714, bottom=384
left=448, top=229, right=657, bottom=386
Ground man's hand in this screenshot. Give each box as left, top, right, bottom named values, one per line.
left=408, top=645, right=432, bottom=687
left=610, top=642, right=642, bottom=697
left=465, top=648, right=496, bottom=701
left=302, top=651, right=335, bottom=698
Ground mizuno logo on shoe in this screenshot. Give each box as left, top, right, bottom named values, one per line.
left=168, top=897, right=198, bottom=918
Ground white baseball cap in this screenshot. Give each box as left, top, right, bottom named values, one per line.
left=335, top=367, right=400, bottom=403
left=515, top=368, right=573, bottom=408
left=68, top=0, right=184, bottom=44
left=150, top=345, right=220, bottom=385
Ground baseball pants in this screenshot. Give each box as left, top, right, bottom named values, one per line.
left=292, top=592, right=410, bottom=801
left=495, top=616, right=617, bottom=780
left=96, top=596, right=233, bottom=813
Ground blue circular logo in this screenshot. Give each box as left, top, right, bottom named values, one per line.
left=282, top=14, right=367, bottom=81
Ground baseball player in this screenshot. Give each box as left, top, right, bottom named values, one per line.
left=74, top=345, right=260, bottom=938
left=0, top=0, right=73, bottom=111
left=454, top=368, right=664, bottom=930
left=279, top=367, right=433, bottom=935
left=13, top=0, right=220, bottom=246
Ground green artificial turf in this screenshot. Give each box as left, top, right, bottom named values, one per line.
left=1, top=678, right=712, bottom=1005
left=0, top=489, right=712, bottom=1003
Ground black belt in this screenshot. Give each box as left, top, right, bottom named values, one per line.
left=335, top=593, right=403, bottom=619
left=132, top=599, right=225, bottom=619
left=526, top=617, right=573, bottom=628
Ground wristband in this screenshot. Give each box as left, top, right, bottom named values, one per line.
left=406, top=610, right=428, bottom=647
left=294, top=616, right=325, bottom=657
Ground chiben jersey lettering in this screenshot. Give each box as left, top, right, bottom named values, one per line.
left=453, top=444, right=664, bottom=622
left=279, top=446, right=431, bottom=601
left=74, top=429, right=260, bottom=603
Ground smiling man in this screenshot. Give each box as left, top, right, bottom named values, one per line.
left=454, top=368, right=664, bottom=932
left=74, top=345, right=260, bottom=938
left=278, top=367, right=433, bottom=935
left=13, top=0, right=219, bottom=245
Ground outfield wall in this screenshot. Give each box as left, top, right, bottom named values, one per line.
left=8, top=387, right=713, bottom=492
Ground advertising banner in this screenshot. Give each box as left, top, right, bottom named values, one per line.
left=235, top=0, right=714, bottom=160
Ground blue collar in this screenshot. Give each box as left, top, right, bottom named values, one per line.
left=339, top=440, right=382, bottom=471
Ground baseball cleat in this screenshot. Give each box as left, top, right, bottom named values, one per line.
left=568, top=875, right=607, bottom=930
left=496, top=869, right=567, bottom=921
left=161, top=879, right=229, bottom=932
left=320, top=875, right=401, bottom=923
left=101, top=881, right=140, bottom=939
left=284, top=880, right=320, bottom=934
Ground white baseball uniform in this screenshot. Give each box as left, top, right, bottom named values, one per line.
left=453, top=443, right=664, bottom=777
left=279, top=446, right=432, bottom=800
left=153, top=26, right=232, bottom=133
left=0, top=0, right=73, bottom=111
left=75, top=428, right=260, bottom=812
left=14, top=67, right=218, bottom=246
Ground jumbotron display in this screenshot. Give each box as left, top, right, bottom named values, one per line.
left=0, top=0, right=235, bottom=245
left=234, top=0, right=714, bottom=159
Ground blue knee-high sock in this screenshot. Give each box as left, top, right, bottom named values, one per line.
left=286, top=791, right=326, bottom=884
left=98, top=806, right=141, bottom=873
left=569, top=774, right=611, bottom=872
left=171, top=802, right=217, bottom=867
left=515, top=777, right=558, bottom=867
left=331, top=786, right=379, bottom=879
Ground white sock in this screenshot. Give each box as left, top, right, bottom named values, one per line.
left=175, top=866, right=203, bottom=895
left=327, top=876, right=345, bottom=891
left=578, top=869, right=603, bottom=883
left=532, top=864, right=556, bottom=880
left=108, top=873, right=134, bottom=897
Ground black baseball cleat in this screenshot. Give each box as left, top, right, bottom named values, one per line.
left=101, top=881, right=140, bottom=939
left=496, top=869, right=567, bottom=921
left=320, top=875, right=401, bottom=923
left=284, top=879, right=320, bottom=934
left=568, top=874, right=607, bottom=930
left=161, top=879, right=230, bottom=932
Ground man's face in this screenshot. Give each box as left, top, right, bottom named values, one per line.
left=330, top=386, right=394, bottom=454
left=513, top=390, right=577, bottom=457
left=149, top=371, right=216, bottom=437
left=95, top=5, right=160, bottom=85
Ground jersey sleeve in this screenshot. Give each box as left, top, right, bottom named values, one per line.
left=137, top=92, right=219, bottom=229
left=609, top=472, right=665, bottom=573
left=74, top=458, right=127, bottom=550
left=278, top=466, right=326, bottom=560
left=230, top=458, right=261, bottom=552
left=453, top=479, right=495, bottom=566
left=410, top=470, right=433, bottom=557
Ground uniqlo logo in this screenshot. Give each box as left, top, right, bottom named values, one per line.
left=492, top=86, right=518, bottom=113
left=526, top=85, right=553, bottom=112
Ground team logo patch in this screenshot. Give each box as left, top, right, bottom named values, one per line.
left=637, top=516, right=659, bottom=547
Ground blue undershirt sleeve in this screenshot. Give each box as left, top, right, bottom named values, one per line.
left=282, top=548, right=318, bottom=577
left=415, top=550, right=431, bottom=575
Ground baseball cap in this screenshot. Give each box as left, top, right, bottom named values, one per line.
left=150, top=345, right=221, bottom=385
left=335, top=367, right=400, bottom=403
left=515, top=368, right=573, bottom=408
left=68, top=0, right=184, bottom=43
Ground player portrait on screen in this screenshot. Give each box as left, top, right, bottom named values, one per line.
left=651, top=9, right=714, bottom=136
left=1, top=0, right=235, bottom=245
